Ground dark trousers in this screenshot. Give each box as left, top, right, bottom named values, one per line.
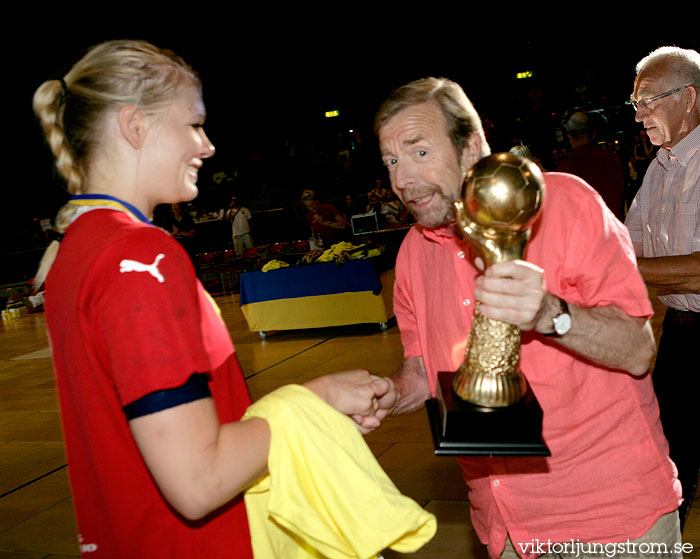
left=652, top=308, right=700, bottom=530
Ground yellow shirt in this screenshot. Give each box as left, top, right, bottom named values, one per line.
left=243, top=384, right=436, bottom=558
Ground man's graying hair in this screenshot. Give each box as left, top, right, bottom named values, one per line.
left=636, top=46, right=700, bottom=89
left=374, top=77, right=490, bottom=159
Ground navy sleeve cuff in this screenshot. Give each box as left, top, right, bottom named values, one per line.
left=123, top=373, right=211, bottom=420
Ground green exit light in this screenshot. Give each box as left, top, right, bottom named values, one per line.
left=325, top=110, right=340, bottom=118
left=516, top=71, right=534, bottom=79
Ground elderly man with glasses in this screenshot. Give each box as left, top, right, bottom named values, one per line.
left=625, top=46, right=700, bottom=529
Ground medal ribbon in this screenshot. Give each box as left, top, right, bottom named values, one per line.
left=69, top=194, right=152, bottom=225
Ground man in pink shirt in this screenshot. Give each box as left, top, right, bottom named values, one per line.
left=368, top=77, right=682, bottom=558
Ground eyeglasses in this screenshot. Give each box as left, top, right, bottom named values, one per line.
left=627, top=85, right=690, bottom=112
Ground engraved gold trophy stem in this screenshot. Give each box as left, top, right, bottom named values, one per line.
left=452, top=303, right=526, bottom=407
left=451, top=153, right=544, bottom=408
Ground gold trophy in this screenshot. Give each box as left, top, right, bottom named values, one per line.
left=452, top=152, right=543, bottom=407
left=425, top=153, right=550, bottom=456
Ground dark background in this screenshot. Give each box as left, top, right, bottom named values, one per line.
left=3, top=18, right=698, bottom=282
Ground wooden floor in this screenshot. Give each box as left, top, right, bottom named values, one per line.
left=0, top=291, right=697, bottom=558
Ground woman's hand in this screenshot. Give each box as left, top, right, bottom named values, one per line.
left=304, top=370, right=395, bottom=434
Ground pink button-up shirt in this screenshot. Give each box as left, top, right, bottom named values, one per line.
left=394, top=173, right=680, bottom=558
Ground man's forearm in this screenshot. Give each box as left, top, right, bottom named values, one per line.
left=386, top=356, right=431, bottom=416
left=636, top=252, right=700, bottom=292
left=537, top=296, right=656, bottom=376
left=477, top=260, right=656, bottom=376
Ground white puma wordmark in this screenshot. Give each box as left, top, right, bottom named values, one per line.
left=119, top=253, right=166, bottom=283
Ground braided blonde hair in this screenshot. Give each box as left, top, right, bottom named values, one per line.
left=32, top=40, right=200, bottom=288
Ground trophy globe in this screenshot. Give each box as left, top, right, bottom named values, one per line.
left=453, top=153, right=545, bottom=407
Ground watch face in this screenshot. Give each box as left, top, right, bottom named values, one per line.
left=554, top=313, right=572, bottom=335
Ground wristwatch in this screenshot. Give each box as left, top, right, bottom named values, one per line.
left=547, top=297, right=572, bottom=336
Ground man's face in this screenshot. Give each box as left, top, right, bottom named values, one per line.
left=633, top=69, right=689, bottom=149
left=378, top=102, right=479, bottom=228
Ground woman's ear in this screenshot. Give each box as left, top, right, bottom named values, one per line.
left=117, top=105, right=148, bottom=149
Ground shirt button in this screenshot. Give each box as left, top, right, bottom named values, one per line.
left=457, top=251, right=465, bottom=259
left=493, top=480, right=500, bottom=487
left=463, top=298, right=471, bottom=306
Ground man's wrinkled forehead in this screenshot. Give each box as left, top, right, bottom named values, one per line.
left=633, top=65, right=671, bottom=98
left=379, top=102, right=446, bottom=144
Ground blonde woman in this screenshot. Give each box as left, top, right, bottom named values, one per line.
left=33, top=40, right=389, bottom=557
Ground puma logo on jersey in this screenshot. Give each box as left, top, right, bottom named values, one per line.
left=119, top=254, right=166, bottom=283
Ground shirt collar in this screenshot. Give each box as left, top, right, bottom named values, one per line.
left=69, top=194, right=152, bottom=225
left=656, top=123, right=700, bottom=169
left=419, top=222, right=461, bottom=244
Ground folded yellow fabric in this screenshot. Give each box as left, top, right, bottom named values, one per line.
left=262, top=259, right=290, bottom=272
left=243, top=384, right=437, bottom=559
left=316, top=242, right=357, bottom=262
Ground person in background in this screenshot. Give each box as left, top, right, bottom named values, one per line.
left=342, top=193, right=362, bottom=224
left=225, top=195, right=253, bottom=257
left=169, top=202, right=198, bottom=271
left=625, top=130, right=655, bottom=211
left=367, top=178, right=392, bottom=202
left=380, top=192, right=403, bottom=225
left=508, top=144, right=545, bottom=170
left=556, top=111, right=625, bottom=221
left=300, top=189, right=348, bottom=245
left=625, top=45, right=700, bottom=529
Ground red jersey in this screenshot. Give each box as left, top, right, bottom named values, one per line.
left=46, top=209, right=253, bottom=558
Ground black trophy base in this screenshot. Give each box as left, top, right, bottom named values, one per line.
left=425, top=371, right=550, bottom=456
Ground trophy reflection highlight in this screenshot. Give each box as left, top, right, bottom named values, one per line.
left=452, top=153, right=544, bottom=408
